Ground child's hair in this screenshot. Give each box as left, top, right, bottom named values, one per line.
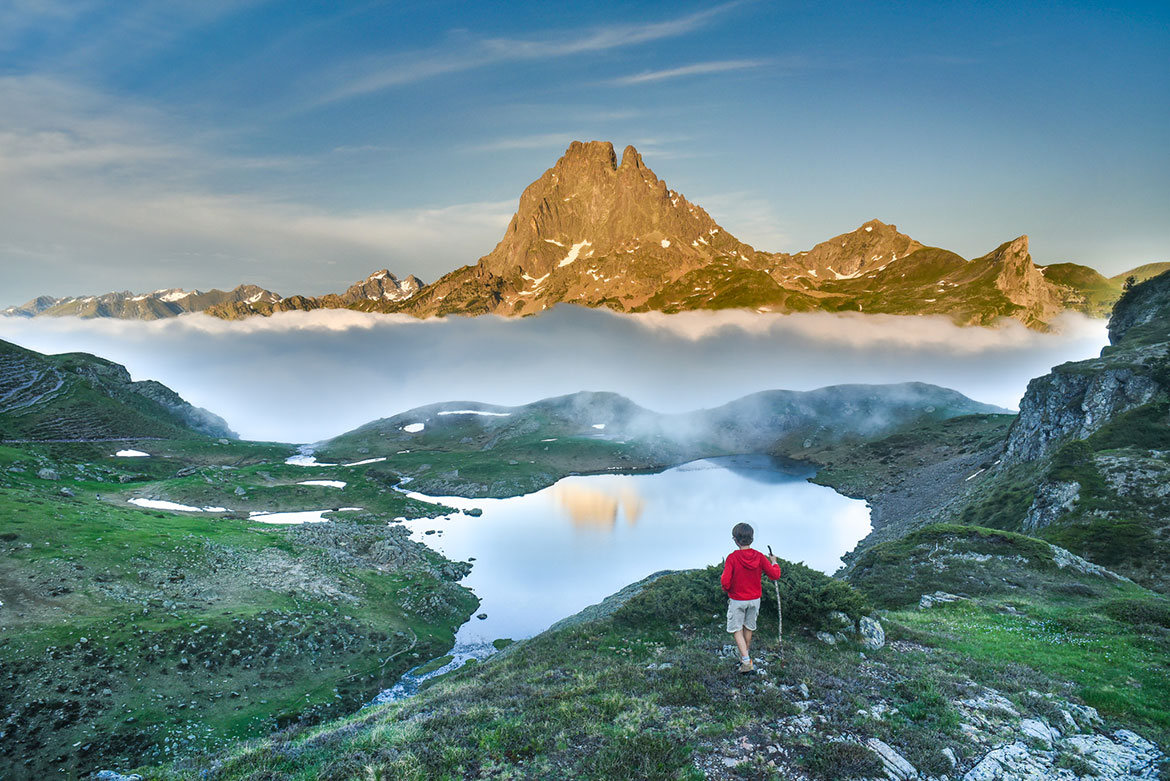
left=731, top=522, right=754, bottom=546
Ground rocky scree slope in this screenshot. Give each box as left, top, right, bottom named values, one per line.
left=0, top=338, right=235, bottom=440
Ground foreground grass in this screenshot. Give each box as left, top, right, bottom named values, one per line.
left=0, top=440, right=477, bottom=778
left=143, top=538, right=1168, bottom=779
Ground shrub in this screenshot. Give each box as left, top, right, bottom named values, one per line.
left=587, top=731, right=693, bottom=780
left=1101, top=598, right=1170, bottom=628
left=1043, top=518, right=1155, bottom=565
left=800, top=741, right=884, bottom=780
left=613, top=562, right=869, bottom=632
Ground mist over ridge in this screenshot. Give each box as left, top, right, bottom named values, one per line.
left=0, top=306, right=1108, bottom=443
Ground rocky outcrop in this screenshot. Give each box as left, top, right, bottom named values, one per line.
left=1003, top=271, right=1169, bottom=463
left=1109, top=270, right=1170, bottom=344
left=982, top=236, right=1066, bottom=328
left=1022, top=480, right=1081, bottom=531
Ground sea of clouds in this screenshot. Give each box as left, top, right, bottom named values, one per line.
left=0, top=306, right=1109, bottom=443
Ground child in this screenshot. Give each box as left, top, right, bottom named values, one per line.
left=721, top=522, right=781, bottom=673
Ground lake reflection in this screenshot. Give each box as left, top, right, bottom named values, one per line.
left=398, top=456, right=870, bottom=645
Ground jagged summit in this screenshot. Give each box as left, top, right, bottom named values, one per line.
left=7, top=141, right=1155, bottom=328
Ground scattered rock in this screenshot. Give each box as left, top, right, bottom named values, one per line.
left=918, top=591, right=966, bottom=609
left=1019, top=717, right=1055, bottom=748
left=859, top=616, right=885, bottom=650
left=826, top=610, right=853, bottom=630
left=59, top=486, right=74, bottom=497
left=814, top=631, right=837, bottom=645
left=865, top=737, right=918, bottom=780
left=37, top=467, right=60, bottom=480
left=476, top=613, right=487, bottom=620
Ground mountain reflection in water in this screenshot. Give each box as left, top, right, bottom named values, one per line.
left=398, top=456, right=869, bottom=644
left=553, top=482, right=644, bottom=529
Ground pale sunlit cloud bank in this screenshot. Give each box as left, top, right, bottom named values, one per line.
left=0, top=307, right=1109, bottom=443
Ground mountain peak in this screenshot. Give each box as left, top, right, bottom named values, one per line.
left=559, top=140, right=618, bottom=172
left=620, top=144, right=644, bottom=170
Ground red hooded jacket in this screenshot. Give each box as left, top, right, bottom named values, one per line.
left=721, top=548, right=781, bottom=600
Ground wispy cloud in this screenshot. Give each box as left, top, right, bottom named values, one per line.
left=466, top=133, right=590, bottom=153
left=313, top=3, right=743, bottom=106
left=610, top=58, right=770, bottom=86
left=0, top=75, right=513, bottom=301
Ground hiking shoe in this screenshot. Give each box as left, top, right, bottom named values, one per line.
left=737, top=659, right=754, bottom=674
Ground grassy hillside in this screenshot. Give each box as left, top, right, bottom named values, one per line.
left=140, top=525, right=1167, bottom=780
left=316, top=386, right=1003, bottom=499
left=0, top=339, right=233, bottom=441
left=0, top=439, right=477, bottom=778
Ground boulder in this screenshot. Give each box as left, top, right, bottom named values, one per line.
left=919, top=591, right=966, bottom=609
left=859, top=616, right=885, bottom=650
left=865, top=737, right=918, bottom=779
left=37, top=467, right=60, bottom=480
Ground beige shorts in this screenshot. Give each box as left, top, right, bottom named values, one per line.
left=726, top=598, right=761, bottom=633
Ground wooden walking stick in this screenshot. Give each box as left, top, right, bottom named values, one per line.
left=767, top=545, right=782, bottom=653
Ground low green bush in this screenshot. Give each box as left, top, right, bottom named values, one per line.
left=613, top=561, right=869, bottom=632
left=1043, top=518, right=1155, bottom=566
left=800, top=741, right=885, bottom=780
left=1101, top=598, right=1170, bottom=628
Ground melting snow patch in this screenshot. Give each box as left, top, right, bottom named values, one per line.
left=298, top=480, right=347, bottom=488
left=661, top=239, right=671, bottom=248
left=543, top=239, right=565, bottom=247
left=541, top=438, right=557, bottom=442
left=403, top=423, right=425, bottom=433
left=129, top=498, right=227, bottom=513
left=865, top=226, right=873, bottom=232
left=250, top=508, right=363, bottom=525
left=965, top=469, right=986, bottom=481
left=559, top=240, right=592, bottom=267
left=437, top=410, right=512, bottom=417
left=591, top=423, right=606, bottom=430
left=114, top=450, right=150, bottom=458
left=344, top=457, right=388, bottom=466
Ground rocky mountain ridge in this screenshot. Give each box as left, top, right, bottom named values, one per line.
left=2, top=285, right=280, bottom=321
left=6, top=142, right=1160, bottom=328
left=0, top=337, right=236, bottom=440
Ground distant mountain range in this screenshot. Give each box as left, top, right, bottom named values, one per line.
left=6, top=141, right=1165, bottom=329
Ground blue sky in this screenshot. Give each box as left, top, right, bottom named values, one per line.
left=1, top=0, right=1167, bottom=302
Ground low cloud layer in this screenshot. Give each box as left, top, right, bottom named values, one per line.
left=0, top=307, right=1108, bottom=443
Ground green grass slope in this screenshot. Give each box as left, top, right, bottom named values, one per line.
left=0, top=339, right=233, bottom=441
left=143, top=525, right=1167, bottom=780
left=0, top=438, right=477, bottom=779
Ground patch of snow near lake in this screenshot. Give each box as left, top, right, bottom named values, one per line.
left=343, top=457, right=387, bottom=466
left=285, top=454, right=337, bottom=466
left=129, top=498, right=228, bottom=513
left=437, top=410, right=512, bottom=417
left=250, top=508, right=363, bottom=524
left=403, top=423, right=425, bottom=433
left=592, top=423, right=606, bottom=430
left=298, top=480, right=347, bottom=488
left=558, top=240, right=592, bottom=267
left=114, top=449, right=150, bottom=457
